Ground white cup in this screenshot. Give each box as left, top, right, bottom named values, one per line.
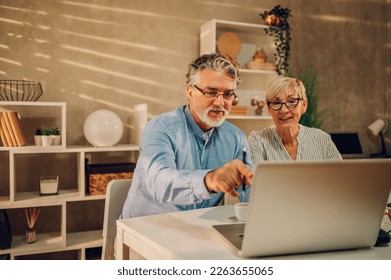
left=234, top=202, right=250, bottom=222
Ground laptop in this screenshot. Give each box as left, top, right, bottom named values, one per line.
left=213, top=159, right=391, bottom=258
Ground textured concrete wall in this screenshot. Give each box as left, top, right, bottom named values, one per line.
left=0, top=0, right=389, bottom=156
left=291, top=0, right=390, bottom=156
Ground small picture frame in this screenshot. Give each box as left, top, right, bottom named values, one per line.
left=39, top=175, right=59, bottom=195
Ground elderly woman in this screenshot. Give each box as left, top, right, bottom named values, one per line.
left=248, top=76, right=342, bottom=163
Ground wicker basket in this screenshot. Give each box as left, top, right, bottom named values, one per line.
left=0, top=80, right=43, bottom=101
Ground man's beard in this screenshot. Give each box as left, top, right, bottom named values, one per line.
left=194, top=104, right=228, bottom=128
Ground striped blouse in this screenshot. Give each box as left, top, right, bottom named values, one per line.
left=248, top=125, right=342, bottom=164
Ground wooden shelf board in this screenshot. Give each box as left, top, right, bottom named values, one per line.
left=14, top=190, right=79, bottom=203
left=226, top=115, right=272, bottom=120
left=66, top=194, right=106, bottom=202
left=212, top=18, right=269, bottom=30
left=66, top=230, right=103, bottom=248
left=68, top=144, right=139, bottom=152
left=0, top=101, right=66, bottom=107
left=0, top=231, right=63, bottom=255
left=0, top=145, right=67, bottom=152
left=239, top=69, right=276, bottom=75
left=1, top=144, right=139, bottom=153
left=0, top=195, right=11, bottom=206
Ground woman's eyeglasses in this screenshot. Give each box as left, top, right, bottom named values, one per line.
left=267, top=98, right=303, bottom=111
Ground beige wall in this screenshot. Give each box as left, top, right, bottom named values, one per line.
left=0, top=0, right=389, bottom=156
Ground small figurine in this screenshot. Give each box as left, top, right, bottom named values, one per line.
left=250, top=98, right=265, bottom=115
left=245, top=47, right=275, bottom=71
left=252, top=47, right=267, bottom=63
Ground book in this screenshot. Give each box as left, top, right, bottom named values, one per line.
left=6, top=111, right=27, bottom=146
left=230, top=105, right=248, bottom=116
left=0, top=113, right=12, bottom=147
left=0, top=118, right=9, bottom=146
left=2, top=112, right=17, bottom=146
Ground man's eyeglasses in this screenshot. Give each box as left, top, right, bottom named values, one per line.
left=193, top=85, right=237, bottom=101
left=267, top=98, right=303, bottom=111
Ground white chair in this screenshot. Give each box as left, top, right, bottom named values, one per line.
left=101, top=179, right=132, bottom=260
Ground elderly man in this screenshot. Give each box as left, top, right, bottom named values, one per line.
left=122, top=53, right=253, bottom=218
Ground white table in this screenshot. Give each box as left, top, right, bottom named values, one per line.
left=116, top=205, right=391, bottom=260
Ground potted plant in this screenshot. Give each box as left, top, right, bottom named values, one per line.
left=40, top=127, right=53, bottom=146
left=289, top=66, right=326, bottom=128
left=260, top=5, right=292, bottom=76
left=51, top=127, right=61, bottom=145
left=34, top=127, right=43, bottom=146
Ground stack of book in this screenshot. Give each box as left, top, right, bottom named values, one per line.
left=230, top=105, right=248, bottom=116
left=0, top=111, right=27, bottom=147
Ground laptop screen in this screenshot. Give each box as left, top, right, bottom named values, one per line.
left=330, top=133, right=363, bottom=154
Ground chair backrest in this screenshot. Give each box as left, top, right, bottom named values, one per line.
left=101, top=179, right=132, bottom=260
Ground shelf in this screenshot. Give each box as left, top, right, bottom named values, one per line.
left=68, top=144, right=139, bottom=152
left=0, top=145, right=66, bottom=152
left=0, top=231, right=63, bottom=255
left=239, top=69, right=276, bottom=75
left=201, top=19, right=277, bottom=136
left=0, top=193, right=105, bottom=209
left=0, top=101, right=66, bottom=148
left=3, top=145, right=138, bottom=204
left=200, top=18, right=276, bottom=70
left=226, top=115, right=272, bottom=120
left=0, top=143, right=139, bottom=153
left=0, top=100, right=140, bottom=259
left=0, top=194, right=66, bottom=208
left=0, top=101, right=65, bottom=107
left=14, top=190, right=79, bottom=203
left=66, top=230, right=103, bottom=248
left=0, top=231, right=102, bottom=258
left=201, top=18, right=268, bottom=34
left=0, top=195, right=10, bottom=205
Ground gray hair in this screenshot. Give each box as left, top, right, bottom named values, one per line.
left=185, top=53, right=240, bottom=87
left=266, top=76, right=307, bottom=102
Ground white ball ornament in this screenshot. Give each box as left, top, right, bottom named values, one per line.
left=83, top=109, right=123, bottom=147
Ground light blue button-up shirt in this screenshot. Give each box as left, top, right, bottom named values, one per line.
left=121, top=105, right=252, bottom=218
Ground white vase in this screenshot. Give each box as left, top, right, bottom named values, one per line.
left=34, top=135, right=42, bottom=146
left=52, top=135, right=61, bottom=145
left=133, top=103, right=148, bottom=146
left=41, top=135, right=52, bottom=146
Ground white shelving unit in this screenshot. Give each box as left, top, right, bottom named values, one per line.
left=0, top=101, right=139, bottom=260
left=200, top=19, right=278, bottom=135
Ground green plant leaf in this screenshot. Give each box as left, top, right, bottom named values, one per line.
left=288, top=66, right=326, bottom=128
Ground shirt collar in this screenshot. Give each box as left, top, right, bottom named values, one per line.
left=271, top=124, right=304, bottom=144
